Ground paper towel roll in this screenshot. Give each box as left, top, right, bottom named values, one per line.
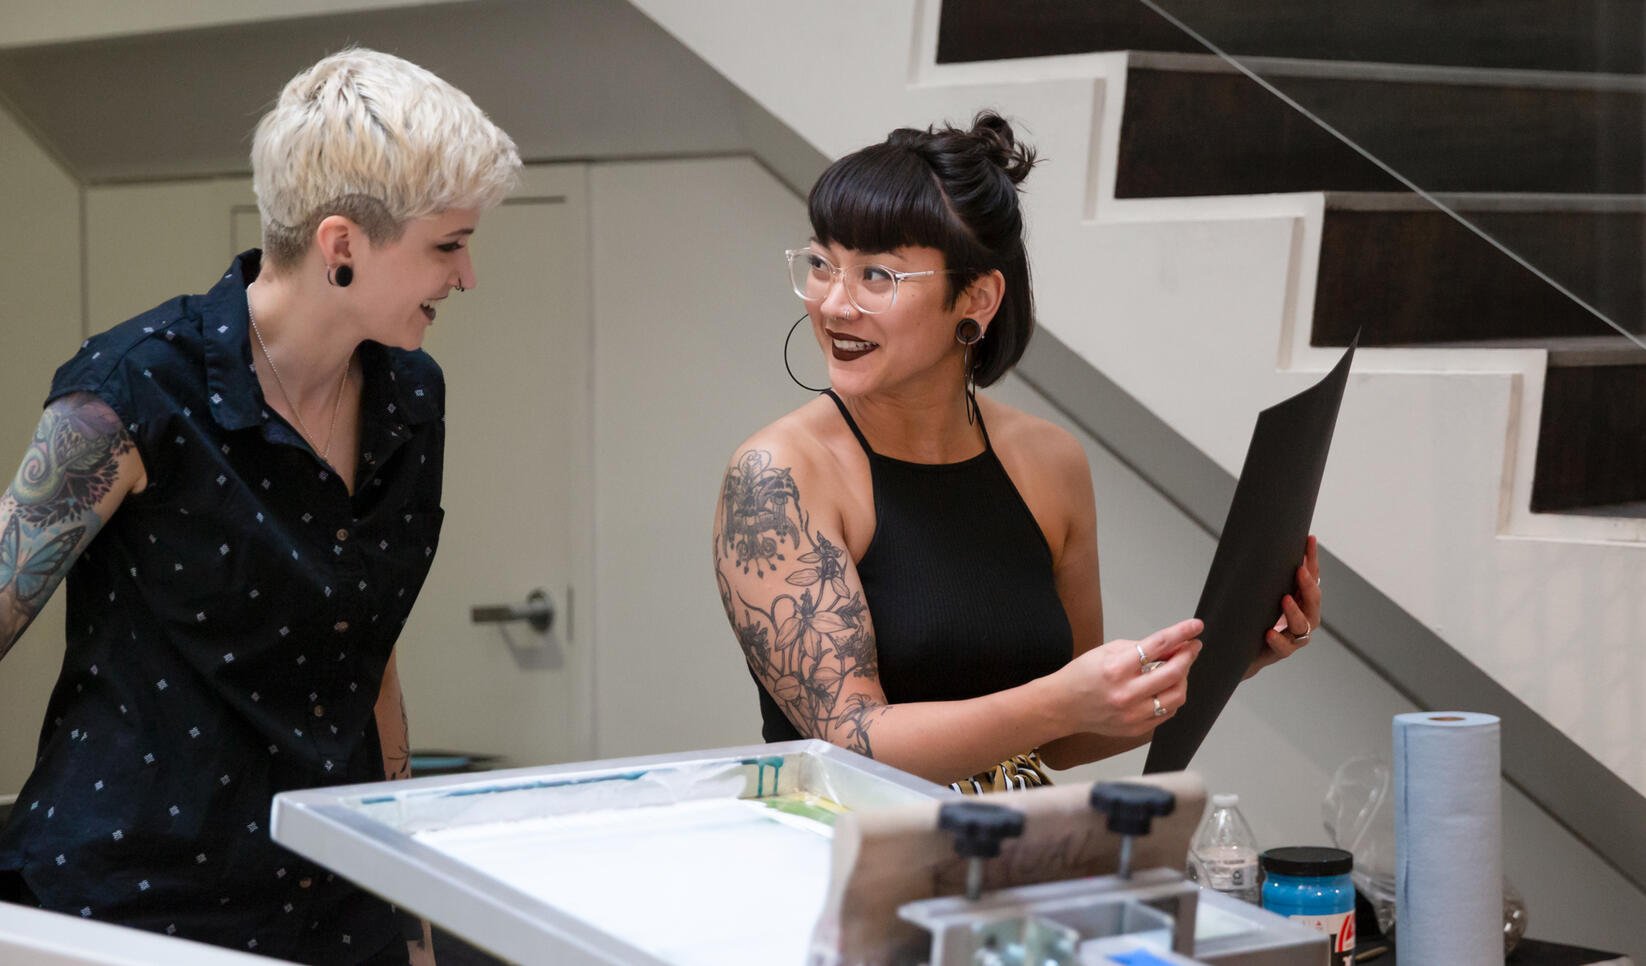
left=1393, top=711, right=1503, bottom=964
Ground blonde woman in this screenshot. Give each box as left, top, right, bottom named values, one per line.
left=0, top=49, right=519, bottom=964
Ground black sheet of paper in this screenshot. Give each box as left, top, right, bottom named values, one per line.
left=1145, top=338, right=1356, bottom=774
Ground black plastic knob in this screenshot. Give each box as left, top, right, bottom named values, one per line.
left=1089, top=782, right=1176, bottom=837
left=938, top=800, right=1026, bottom=859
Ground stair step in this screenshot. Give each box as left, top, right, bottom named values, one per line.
left=1409, top=335, right=1646, bottom=368
left=1563, top=499, right=1646, bottom=518
left=1116, top=62, right=1646, bottom=197
left=1311, top=195, right=1646, bottom=347
left=1305, top=196, right=1646, bottom=517
left=937, top=0, right=1645, bottom=76
left=1533, top=362, right=1646, bottom=512
left=935, top=3, right=1646, bottom=517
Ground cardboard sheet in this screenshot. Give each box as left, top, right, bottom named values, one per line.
left=1146, top=341, right=1356, bottom=774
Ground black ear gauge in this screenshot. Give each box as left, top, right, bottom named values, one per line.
left=328, top=265, right=354, bottom=287
left=955, top=317, right=982, bottom=345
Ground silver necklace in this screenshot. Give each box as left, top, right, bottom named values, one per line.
left=246, top=300, right=351, bottom=464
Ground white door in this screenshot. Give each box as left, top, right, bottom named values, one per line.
left=388, top=167, right=594, bottom=768
left=85, top=165, right=594, bottom=772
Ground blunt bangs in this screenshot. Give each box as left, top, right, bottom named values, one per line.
left=808, top=145, right=987, bottom=290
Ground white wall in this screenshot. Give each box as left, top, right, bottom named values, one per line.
left=0, top=102, right=80, bottom=793
left=588, top=156, right=809, bottom=756
left=82, top=179, right=254, bottom=328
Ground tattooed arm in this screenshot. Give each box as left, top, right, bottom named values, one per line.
left=714, top=438, right=1201, bottom=786
left=0, top=394, right=146, bottom=663
left=374, top=650, right=435, bottom=963
left=375, top=651, right=412, bottom=781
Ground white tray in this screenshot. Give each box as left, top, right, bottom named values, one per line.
left=270, top=740, right=946, bottom=965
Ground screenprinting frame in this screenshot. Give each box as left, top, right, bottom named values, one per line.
left=270, top=740, right=947, bottom=965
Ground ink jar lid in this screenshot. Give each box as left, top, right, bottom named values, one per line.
left=1260, top=846, right=1352, bottom=877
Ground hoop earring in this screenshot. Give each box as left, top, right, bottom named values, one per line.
left=956, top=318, right=982, bottom=425
left=328, top=264, right=354, bottom=287
left=784, top=314, right=827, bottom=393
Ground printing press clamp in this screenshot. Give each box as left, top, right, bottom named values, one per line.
left=810, top=772, right=1327, bottom=966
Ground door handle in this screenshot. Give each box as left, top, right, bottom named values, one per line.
left=470, top=588, right=555, bottom=634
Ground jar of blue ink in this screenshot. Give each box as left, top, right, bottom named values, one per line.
left=1260, top=846, right=1355, bottom=965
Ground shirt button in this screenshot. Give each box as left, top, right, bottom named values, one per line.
left=299, top=878, right=312, bottom=889
left=333, top=621, right=349, bottom=633
left=335, top=529, right=349, bottom=542
left=313, top=705, right=325, bottom=718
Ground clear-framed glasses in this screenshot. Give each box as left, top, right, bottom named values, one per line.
left=784, top=248, right=953, bottom=315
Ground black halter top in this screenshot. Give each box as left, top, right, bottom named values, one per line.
left=758, top=391, right=1075, bottom=741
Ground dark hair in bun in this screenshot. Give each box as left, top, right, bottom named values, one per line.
left=807, top=110, right=1039, bottom=387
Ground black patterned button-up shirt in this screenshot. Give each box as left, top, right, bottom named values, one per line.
left=0, top=251, right=446, bottom=963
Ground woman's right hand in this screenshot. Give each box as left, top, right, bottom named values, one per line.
left=1051, top=618, right=1202, bottom=737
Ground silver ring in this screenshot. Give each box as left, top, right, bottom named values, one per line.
left=1135, top=644, right=1149, bottom=670
left=1152, top=696, right=1168, bottom=717
left=1294, top=618, right=1313, bottom=642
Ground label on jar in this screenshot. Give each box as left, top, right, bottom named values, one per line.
left=1288, top=910, right=1354, bottom=966
left=1199, top=853, right=1258, bottom=891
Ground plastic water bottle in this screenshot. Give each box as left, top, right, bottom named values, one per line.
left=1187, top=793, right=1262, bottom=903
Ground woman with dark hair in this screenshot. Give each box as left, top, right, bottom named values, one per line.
left=712, top=113, right=1320, bottom=791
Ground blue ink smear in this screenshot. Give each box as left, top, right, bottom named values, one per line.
left=410, top=755, right=471, bottom=771
left=440, top=770, right=649, bottom=798
left=746, top=756, right=784, bottom=797
left=1107, top=949, right=1178, bottom=966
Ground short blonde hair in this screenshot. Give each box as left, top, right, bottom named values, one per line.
left=252, top=47, right=521, bottom=269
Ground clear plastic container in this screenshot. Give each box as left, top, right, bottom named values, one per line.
left=1186, top=793, right=1261, bottom=903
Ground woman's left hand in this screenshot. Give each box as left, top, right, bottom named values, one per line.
left=1246, top=535, right=1321, bottom=679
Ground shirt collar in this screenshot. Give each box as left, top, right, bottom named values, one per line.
left=202, top=250, right=439, bottom=432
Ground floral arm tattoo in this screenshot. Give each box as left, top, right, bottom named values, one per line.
left=714, top=450, right=889, bottom=756
left=0, top=395, right=132, bottom=661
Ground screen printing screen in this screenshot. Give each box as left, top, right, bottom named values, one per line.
left=413, top=795, right=838, bottom=966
